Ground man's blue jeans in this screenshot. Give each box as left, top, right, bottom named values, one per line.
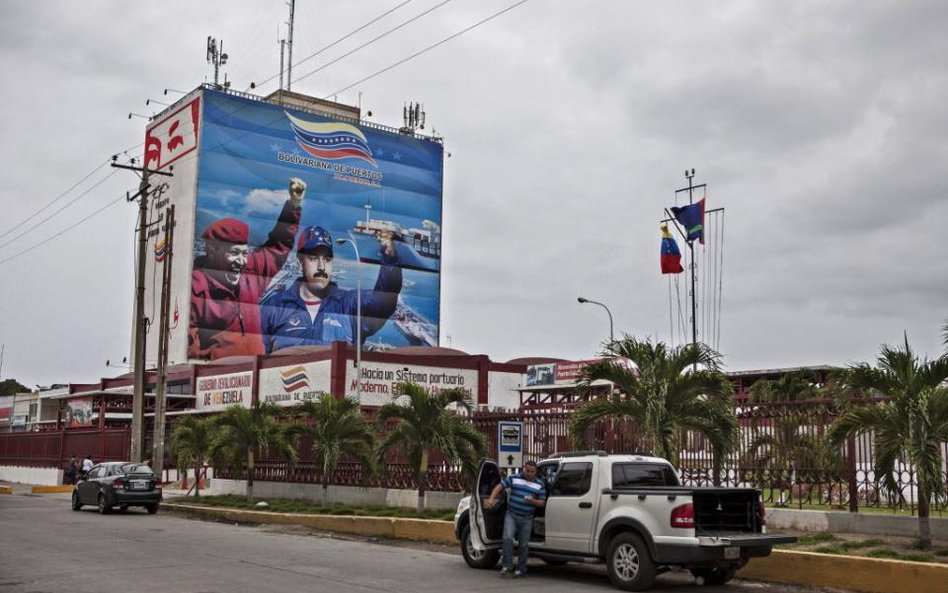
left=502, top=511, right=533, bottom=571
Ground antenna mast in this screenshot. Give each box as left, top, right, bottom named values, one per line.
left=286, top=0, right=296, bottom=90
left=206, top=37, right=230, bottom=89
left=400, top=102, right=426, bottom=135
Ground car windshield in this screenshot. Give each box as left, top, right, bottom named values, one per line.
left=120, top=463, right=155, bottom=475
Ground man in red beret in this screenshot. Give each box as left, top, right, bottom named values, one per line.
left=188, top=177, right=306, bottom=359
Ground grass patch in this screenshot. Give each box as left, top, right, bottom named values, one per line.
left=812, top=545, right=846, bottom=554
left=934, top=547, right=948, bottom=557
left=866, top=549, right=901, bottom=559
left=838, top=539, right=885, bottom=550
left=794, top=533, right=839, bottom=545
left=169, top=494, right=455, bottom=521
left=900, top=552, right=935, bottom=562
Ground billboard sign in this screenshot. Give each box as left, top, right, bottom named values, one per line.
left=66, top=397, right=93, bottom=427
left=525, top=358, right=635, bottom=387
left=344, top=361, right=477, bottom=406
left=195, top=371, right=254, bottom=412
left=0, top=396, right=12, bottom=426
left=147, top=88, right=444, bottom=363
left=259, top=361, right=331, bottom=407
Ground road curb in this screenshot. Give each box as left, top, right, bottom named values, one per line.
left=31, top=485, right=73, bottom=494
left=0, top=485, right=12, bottom=495
left=162, top=502, right=947, bottom=593
left=740, top=549, right=948, bottom=593
left=164, top=503, right=457, bottom=544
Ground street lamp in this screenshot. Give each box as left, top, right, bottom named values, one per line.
left=336, top=233, right=362, bottom=403
left=577, top=297, right=614, bottom=344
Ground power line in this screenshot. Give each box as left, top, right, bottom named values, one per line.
left=328, top=0, right=532, bottom=98
left=0, top=159, right=110, bottom=241
left=251, top=0, right=418, bottom=92
left=0, top=193, right=128, bottom=266
left=293, top=0, right=455, bottom=88
left=0, top=168, right=121, bottom=252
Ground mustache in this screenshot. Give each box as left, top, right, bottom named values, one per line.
left=310, top=271, right=329, bottom=279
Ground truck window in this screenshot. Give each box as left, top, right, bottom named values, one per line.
left=551, top=462, right=592, bottom=496
left=612, top=463, right=681, bottom=488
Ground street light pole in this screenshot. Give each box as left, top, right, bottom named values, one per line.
left=577, top=297, right=614, bottom=344
left=336, top=234, right=362, bottom=403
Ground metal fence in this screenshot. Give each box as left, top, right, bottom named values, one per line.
left=4, top=400, right=946, bottom=515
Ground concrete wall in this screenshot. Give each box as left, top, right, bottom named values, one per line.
left=767, top=508, right=948, bottom=540
left=0, top=466, right=62, bottom=486
left=210, top=479, right=465, bottom=510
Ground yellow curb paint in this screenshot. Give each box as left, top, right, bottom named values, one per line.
left=739, top=549, right=948, bottom=593
left=163, top=504, right=947, bottom=593
left=0, top=485, right=12, bottom=495
left=165, top=503, right=453, bottom=544
left=31, top=485, right=74, bottom=494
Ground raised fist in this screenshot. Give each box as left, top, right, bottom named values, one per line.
left=288, top=177, right=307, bottom=207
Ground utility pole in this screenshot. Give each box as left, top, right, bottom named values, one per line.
left=112, top=161, right=172, bottom=463
left=152, top=205, right=175, bottom=476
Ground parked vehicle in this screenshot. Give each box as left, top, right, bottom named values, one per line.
left=72, top=462, right=162, bottom=514
left=455, top=451, right=796, bottom=591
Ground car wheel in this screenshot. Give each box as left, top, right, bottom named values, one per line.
left=71, top=491, right=82, bottom=511
left=146, top=503, right=159, bottom=515
left=460, top=524, right=499, bottom=569
left=691, top=566, right=737, bottom=586
left=606, top=533, right=655, bottom=591
left=97, top=493, right=111, bottom=515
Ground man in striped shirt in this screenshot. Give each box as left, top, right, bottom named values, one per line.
left=485, top=460, right=547, bottom=578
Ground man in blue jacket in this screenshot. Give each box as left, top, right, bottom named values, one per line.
left=260, top=226, right=402, bottom=352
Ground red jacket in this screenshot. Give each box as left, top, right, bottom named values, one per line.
left=188, top=201, right=300, bottom=359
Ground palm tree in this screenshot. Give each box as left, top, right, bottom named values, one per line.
left=744, top=371, right=839, bottom=505
left=570, top=336, right=738, bottom=470
left=375, top=382, right=487, bottom=513
left=828, top=334, right=948, bottom=548
left=292, top=396, right=376, bottom=503
left=209, top=403, right=301, bottom=503
left=170, top=416, right=215, bottom=497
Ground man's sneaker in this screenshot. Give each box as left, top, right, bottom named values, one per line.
left=499, top=566, right=513, bottom=578
left=513, top=569, right=524, bottom=579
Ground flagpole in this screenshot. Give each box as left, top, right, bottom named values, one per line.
left=685, top=169, right=698, bottom=353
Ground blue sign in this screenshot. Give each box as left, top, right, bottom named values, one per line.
left=498, top=421, right=524, bottom=468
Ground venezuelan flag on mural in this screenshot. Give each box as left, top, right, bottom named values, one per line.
left=670, top=198, right=705, bottom=244
left=660, top=224, right=684, bottom=274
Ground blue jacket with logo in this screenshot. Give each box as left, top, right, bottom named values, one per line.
left=260, top=255, right=402, bottom=353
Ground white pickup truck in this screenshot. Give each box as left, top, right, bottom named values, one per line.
left=455, top=451, right=796, bottom=591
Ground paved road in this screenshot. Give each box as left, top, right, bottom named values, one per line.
left=0, top=492, right=842, bottom=593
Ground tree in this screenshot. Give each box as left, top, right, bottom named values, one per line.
left=209, top=403, right=301, bottom=503
left=570, top=336, right=738, bottom=470
left=375, top=382, right=487, bottom=513
left=0, top=378, right=29, bottom=396
left=170, top=416, right=215, bottom=497
left=828, top=334, right=948, bottom=548
left=744, top=371, right=840, bottom=505
left=292, top=395, right=375, bottom=503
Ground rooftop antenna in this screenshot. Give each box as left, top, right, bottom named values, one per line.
left=400, top=102, right=425, bottom=135
left=0, top=343, right=5, bottom=380
left=286, top=0, right=296, bottom=90
left=206, top=36, right=229, bottom=89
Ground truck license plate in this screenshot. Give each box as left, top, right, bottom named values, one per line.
left=723, top=546, right=740, bottom=559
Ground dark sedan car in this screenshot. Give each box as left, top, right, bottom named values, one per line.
left=72, top=462, right=162, bottom=514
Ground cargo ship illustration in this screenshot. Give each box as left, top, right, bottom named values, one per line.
left=392, top=303, right=438, bottom=347
left=350, top=216, right=441, bottom=273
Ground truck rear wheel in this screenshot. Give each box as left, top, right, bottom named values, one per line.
left=606, top=533, right=655, bottom=591
left=460, top=524, right=499, bottom=569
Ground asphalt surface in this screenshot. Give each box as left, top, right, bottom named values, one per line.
left=0, top=489, right=850, bottom=593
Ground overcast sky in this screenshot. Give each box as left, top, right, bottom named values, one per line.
left=1, top=1, right=946, bottom=388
